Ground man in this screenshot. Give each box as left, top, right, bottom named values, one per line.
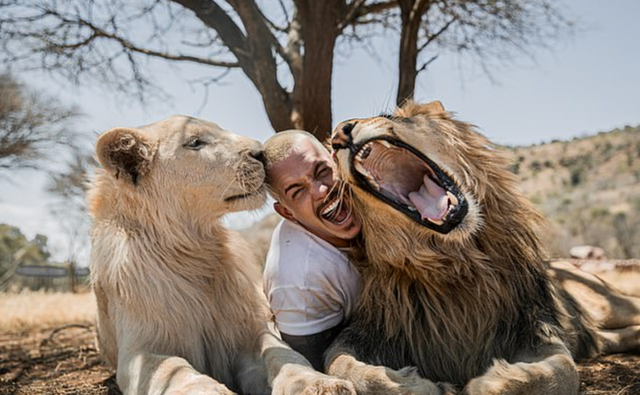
left=262, top=130, right=361, bottom=371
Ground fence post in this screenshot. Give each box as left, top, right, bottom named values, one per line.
left=67, top=260, right=77, bottom=293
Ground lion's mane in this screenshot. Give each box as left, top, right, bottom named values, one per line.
left=338, top=102, right=565, bottom=384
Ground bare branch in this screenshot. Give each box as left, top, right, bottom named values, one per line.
left=0, top=72, right=79, bottom=173
left=64, top=13, right=240, bottom=68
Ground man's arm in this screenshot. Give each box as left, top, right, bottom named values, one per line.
left=280, top=323, right=345, bottom=372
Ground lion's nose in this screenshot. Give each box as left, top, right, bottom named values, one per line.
left=331, top=121, right=356, bottom=151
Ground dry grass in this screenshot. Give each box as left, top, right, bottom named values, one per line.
left=0, top=271, right=638, bottom=394
left=0, top=291, right=97, bottom=333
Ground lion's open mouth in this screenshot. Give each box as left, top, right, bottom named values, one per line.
left=350, top=138, right=468, bottom=233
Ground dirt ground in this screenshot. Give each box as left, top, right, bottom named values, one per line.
left=0, top=324, right=638, bottom=394
left=1, top=263, right=639, bottom=395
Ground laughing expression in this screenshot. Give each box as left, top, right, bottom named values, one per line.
left=270, top=138, right=361, bottom=247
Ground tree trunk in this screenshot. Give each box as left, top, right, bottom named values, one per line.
left=396, top=0, right=430, bottom=106
left=172, top=0, right=296, bottom=132
left=294, top=0, right=341, bottom=141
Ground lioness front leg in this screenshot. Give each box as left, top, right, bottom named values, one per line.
left=464, top=339, right=579, bottom=395
left=259, top=331, right=356, bottom=395
left=118, top=352, right=235, bottom=395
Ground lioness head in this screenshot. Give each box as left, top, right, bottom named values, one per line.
left=331, top=101, right=532, bottom=245
left=89, top=115, right=266, bottom=222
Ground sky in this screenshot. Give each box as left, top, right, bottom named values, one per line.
left=1, top=0, right=639, bottom=263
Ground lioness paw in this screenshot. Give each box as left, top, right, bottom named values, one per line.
left=299, top=377, right=356, bottom=395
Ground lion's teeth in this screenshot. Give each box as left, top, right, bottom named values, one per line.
left=427, top=217, right=444, bottom=225
left=408, top=206, right=417, bottom=212
left=367, top=175, right=380, bottom=191
left=354, top=159, right=379, bottom=190
left=446, top=191, right=459, bottom=206
left=379, top=140, right=391, bottom=148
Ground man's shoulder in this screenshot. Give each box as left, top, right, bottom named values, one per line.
left=265, top=219, right=349, bottom=278
left=273, top=219, right=337, bottom=255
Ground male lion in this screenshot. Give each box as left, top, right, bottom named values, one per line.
left=326, top=101, right=640, bottom=394
left=88, top=116, right=355, bottom=395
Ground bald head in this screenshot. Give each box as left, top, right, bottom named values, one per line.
left=263, top=130, right=328, bottom=200
left=264, top=130, right=327, bottom=168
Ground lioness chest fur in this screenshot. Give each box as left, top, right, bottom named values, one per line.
left=89, top=116, right=358, bottom=395
left=90, top=116, right=269, bottom=394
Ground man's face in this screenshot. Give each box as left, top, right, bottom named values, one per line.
left=269, top=138, right=361, bottom=247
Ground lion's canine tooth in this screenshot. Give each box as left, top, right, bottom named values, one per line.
left=354, top=159, right=379, bottom=190
left=446, top=191, right=459, bottom=206
left=379, top=140, right=391, bottom=148
left=426, top=217, right=444, bottom=225
left=367, top=175, right=380, bottom=190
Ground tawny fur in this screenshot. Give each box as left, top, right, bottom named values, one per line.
left=325, top=101, right=640, bottom=395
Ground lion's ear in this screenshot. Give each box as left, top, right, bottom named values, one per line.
left=395, top=100, right=446, bottom=118
left=96, top=127, right=156, bottom=185
left=422, top=101, right=445, bottom=114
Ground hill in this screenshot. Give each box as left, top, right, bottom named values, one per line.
left=510, top=125, right=640, bottom=258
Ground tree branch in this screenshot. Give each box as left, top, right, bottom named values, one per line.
left=337, top=0, right=398, bottom=31
left=69, top=14, right=240, bottom=68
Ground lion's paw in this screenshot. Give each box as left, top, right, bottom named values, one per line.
left=272, top=365, right=356, bottom=395
left=357, top=366, right=453, bottom=395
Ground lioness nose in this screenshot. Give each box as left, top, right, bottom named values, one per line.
left=241, top=139, right=264, bottom=164
left=250, top=148, right=264, bottom=164
left=331, top=121, right=355, bottom=151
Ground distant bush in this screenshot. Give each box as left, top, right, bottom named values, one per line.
left=570, top=168, right=582, bottom=186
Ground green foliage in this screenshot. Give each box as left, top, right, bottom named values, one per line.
left=530, top=160, right=542, bottom=172
left=509, top=155, right=525, bottom=175
left=0, top=224, right=50, bottom=277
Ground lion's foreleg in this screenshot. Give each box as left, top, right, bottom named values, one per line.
left=117, top=352, right=234, bottom=395
left=259, top=330, right=356, bottom=395
left=464, top=339, right=579, bottom=395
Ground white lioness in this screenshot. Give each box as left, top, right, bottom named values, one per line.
left=88, top=116, right=355, bottom=395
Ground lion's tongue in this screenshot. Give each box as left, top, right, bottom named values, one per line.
left=407, top=174, right=449, bottom=221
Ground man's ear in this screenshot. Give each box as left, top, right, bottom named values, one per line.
left=274, top=202, right=296, bottom=223
left=96, top=127, right=156, bottom=186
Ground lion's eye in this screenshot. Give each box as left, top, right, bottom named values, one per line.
left=184, top=137, right=207, bottom=150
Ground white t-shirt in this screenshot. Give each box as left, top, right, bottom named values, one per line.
left=263, top=219, right=361, bottom=336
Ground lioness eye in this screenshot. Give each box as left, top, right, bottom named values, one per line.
left=184, top=137, right=207, bottom=150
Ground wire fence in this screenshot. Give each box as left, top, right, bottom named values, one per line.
left=0, top=262, right=90, bottom=292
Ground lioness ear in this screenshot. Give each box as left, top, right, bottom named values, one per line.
left=96, top=127, right=156, bottom=185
